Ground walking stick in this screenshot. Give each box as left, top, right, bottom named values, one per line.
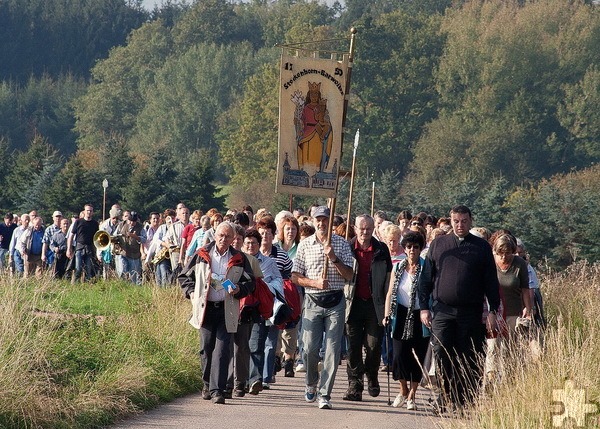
left=385, top=319, right=391, bottom=406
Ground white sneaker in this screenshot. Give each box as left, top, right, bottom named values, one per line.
left=392, top=394, right=406, bottom=408
left=406, top=399, right=417, bottom=410
left=295, top=363, right=306, bottom=373
left=318, top=396, right=332, bottom=409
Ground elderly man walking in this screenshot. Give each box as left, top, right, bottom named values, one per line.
left=343, top=214, right=392, bottom=402
left=291, top=206, right=354, bottom=410
left=182, top=222, right=256, bottom=405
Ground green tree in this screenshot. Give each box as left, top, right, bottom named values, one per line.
left=0, top=0, right=147, bottom=82
left=133, top=42, right=264, bottom=159
left=408, top=0, right=600, bottom=200
left=171, top=0, right=240, bottom=48
left=217, top=62, right=279, bottom=209
left=559, top=65, right=600, bottom=160
left=5, top=134, right=63, bottom=212
left=170, top=150, right=225, bottom=212
left=347, top=8, right=444, bottom=178
left=504, top=166, right=600, bottom=267
left=74, top=20, right=173, bottom=150
left=44, top=155, right=102, bottom=216
left=120, top=150, right=177, bottom=217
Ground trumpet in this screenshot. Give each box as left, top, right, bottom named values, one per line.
left=93, top=230, right=121, bottom=251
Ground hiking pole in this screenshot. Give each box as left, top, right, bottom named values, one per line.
left=385, top=318, right=391, bottom=406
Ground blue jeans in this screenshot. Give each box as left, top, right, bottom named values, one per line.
left=13, top=250, right=24, bottom=273
left=0, top=248, right=8, bottom=270
left=249, top=321, right=268, bottom=385
left=121, top=256, right=142, bottom=285
left=74, top=249, right=95, bottom=281
left=263, top=324, right=279, bottom=383
left=302, top=294, right=346, bottom=400
left=155, top=260, right=172, bottom=286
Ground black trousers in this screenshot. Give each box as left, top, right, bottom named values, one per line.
left=345, top=298, right=383, bottom=390
left=200, top=302, right=232, bottom=396
left=431, top=304, right=485, bottom=406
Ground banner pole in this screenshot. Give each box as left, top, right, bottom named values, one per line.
left=345, top=129, right=359, bottom=240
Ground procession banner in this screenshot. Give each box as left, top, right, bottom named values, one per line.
left=276, top=51, right=349, bottom=197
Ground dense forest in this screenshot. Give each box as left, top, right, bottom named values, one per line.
left=0, top=0, right=598, bottom=267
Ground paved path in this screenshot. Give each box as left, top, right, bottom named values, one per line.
left=109, top=362, right=444, bottom=429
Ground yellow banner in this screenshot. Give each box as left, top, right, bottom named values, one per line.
left=276, top=53, right=348, bottom=197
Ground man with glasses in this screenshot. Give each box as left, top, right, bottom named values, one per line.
left=342, top=214, right=392, bottom=402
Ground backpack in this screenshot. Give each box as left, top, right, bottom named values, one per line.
left=239, top=276, right=274, bottom=320
left=275, top=278, right=302, bottom=329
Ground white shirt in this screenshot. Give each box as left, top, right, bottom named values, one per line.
left=207, top=245, right=231, bottom=302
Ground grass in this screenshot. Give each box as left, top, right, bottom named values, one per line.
left=0, top=276, right=202, bottom=429
left=2, top=262, right=598, bottom=428
left=440, top=261, right=600, bottom=429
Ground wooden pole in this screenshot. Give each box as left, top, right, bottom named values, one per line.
left=370, top=181, right=375, bottom=217
left=345, top=129, right=359, bottom=240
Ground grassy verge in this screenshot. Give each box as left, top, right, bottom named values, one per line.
left=442, top=261, right=600, bottom=428
left=0, top=276, right=201, bottom=429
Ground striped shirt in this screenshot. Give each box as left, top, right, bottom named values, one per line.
left=292, top=233, right=354, bottom=294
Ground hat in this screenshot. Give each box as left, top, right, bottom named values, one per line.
left=312, top=206, right=330, bottom=218
left=109, top=208, right=122, bottom=219
left=52, top=211, right=63, bottom=217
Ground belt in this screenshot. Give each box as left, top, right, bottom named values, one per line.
left=207, top=300, right=224, bottom=308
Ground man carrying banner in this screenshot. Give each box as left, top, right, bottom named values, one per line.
left=291, top=205, right=354, bottom=410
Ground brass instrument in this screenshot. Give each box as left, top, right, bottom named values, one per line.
left=93, top=230, right=121, bottom=251
left=152, top=246, right=170, bottom=265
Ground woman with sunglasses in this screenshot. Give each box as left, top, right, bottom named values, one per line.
left=383, top=231, right=428, bottom=410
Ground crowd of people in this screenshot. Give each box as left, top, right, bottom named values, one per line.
left=0, top=202, right=545, bottom=414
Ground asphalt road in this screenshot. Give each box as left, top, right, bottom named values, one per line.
left=109, top=361, right=444, bottom=429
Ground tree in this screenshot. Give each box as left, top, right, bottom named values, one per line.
left=171, top=0, right=240, bottom=48
left=134, top=42, right=265, bottom=159
left=217, top=62, right=279, bottom=209
left=347, top=8, right=444, bottom=178
left=408, top=0, right=600, bottom=200
left=5, top=134, right=63, bottom=212
left=44, top=155, right=102, bottom=217
left=74, top=20, right=173, bottom=150
left=0, top=0, right=147, bottom=82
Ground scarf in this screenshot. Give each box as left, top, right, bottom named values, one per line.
left=390, top=258, right=421, bottom=340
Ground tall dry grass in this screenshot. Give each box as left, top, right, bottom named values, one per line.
left=0, top=275, right=201, bottom=429
left=441, top=261, right=600, bottom=429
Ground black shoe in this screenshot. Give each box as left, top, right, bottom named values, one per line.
left=234, top=388, right=246, bottom=397
left=202, top=385, right=211, bottom=400
left=223, top=389, right=232, bottom=399
left=283, top=358, right=295, bottom=377
left=249, top=380, right=263, bottom=395
left=342, top=389, right=363, bottom=401
left=212, top=394, right=225, bottom=404
left=367, top=379, right=380, bottom=397
left=274, top=355, right=282, bottom=373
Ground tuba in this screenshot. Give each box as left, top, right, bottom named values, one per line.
left=93, top=230, right=120, bottom=251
